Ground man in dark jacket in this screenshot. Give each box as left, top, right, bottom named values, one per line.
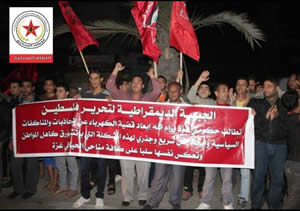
left=248, top=77, right=288, bottom=209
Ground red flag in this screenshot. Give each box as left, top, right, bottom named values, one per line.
left=1, top=64, right=38, bottom=95
left=58, top=1, right=99, bottom=52
left=170, top=1, right=200, bottom=61
left=131, top=1, right=161, bottom=63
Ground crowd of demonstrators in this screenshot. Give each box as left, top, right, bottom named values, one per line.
left=1, top=61, right=300, bottom=209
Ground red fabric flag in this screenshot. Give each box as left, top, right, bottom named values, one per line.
left=131, top=1, right=161, bottom=63
left=169, top=1, right=200, bottom=61
left=1, top=64, right=38, bottom=95
left=58, top=1, right=99, bottom=52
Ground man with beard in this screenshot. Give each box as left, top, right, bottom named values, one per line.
left=248, top=77, right=288, bottom=209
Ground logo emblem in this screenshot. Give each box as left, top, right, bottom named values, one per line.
left=12, top=10, right=50, bottom=49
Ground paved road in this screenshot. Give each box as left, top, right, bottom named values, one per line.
left=0, top=166, right=272, bottom=209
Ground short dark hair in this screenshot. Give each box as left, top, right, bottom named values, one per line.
left=264, top=76, right=279, bottom=86
left=55, top=82, right=69, bottom=92
left=44, top=77, right=56, bottom=85
left=158, top=75, right=167, bottom=84
left=248, top=75, right=256, bottom=82
left=22, top=79, right=34, bottom=87
left=10, top=80, right=21, bottom=87
left=198, top=82, right=211, bottom=92
left=116, top=77, right=129, bottom=89
left=281, top=89, right=299, bottom=112
left=215, top=82, right=229, bottom=91
left=130, top=74, right=146, bottom=85
left=236, top=76, right=249, bottom=86
left=255, top=81, right=263, bottom=89
left=168, top=82, right=182, bottom=90
left=89, top=69, right=102, bottom=77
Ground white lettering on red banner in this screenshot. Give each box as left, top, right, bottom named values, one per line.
left=13, top=99, right=254, bottom=168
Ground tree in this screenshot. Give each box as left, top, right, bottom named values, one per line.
left=54, top=1, right=265, bottom=91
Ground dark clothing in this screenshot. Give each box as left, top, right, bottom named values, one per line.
left=251, top=141, right=287, bottom=209
left=37, top=94, right=56, bottom=101
left=249, top=96, right=288, bottom=209
left=80, top=89, right=108, bottom=199
left=284, top=160, right=300, bottom=209
left=285, top=113, right=300, bottom=162
left=248, top=97, right=288, bottom=145
left=80, top=157, right=107, bottom=199
left=82, top=91, right=108, bottom=99
left=184, top=167, right=205, bottom=193
left=10, top=156, right=39, bottom=194
left=8, top=96, right=22, bottom=110
left=282, top=113, right=300, bottom=208
left=10, top=94, right=40, bottom=195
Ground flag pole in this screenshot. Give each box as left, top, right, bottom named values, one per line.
left=153, top=61, right=158, bottom=78
left=79, top=50, right=90, bottom=75
left=179, top=52, right=183, bottom=85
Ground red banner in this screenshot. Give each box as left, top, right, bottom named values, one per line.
left=58, top=1, right=99, bottom=52
left=169, top=1, right=200, bottom=61
left=131, top=1, right=162, bottom=63
left=13, top=99, right=254, bottom=168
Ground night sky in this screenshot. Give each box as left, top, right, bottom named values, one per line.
left=1, top=1, right=299, bottom=89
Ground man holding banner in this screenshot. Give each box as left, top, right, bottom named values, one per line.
left=197, top=82, right=234, bottom=209
left=73, top=69, right=110, bottom=209
left=106, top=62, right=161, bottom=206
left=144, top=82, right=187, bottom=209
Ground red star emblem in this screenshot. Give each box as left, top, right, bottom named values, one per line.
left=23, top=20, right=40, bottom=37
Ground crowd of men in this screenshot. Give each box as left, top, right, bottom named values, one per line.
left=0, top=63, right=299, bottom=209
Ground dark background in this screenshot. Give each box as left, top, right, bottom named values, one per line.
left=1, top=0, right=299, bottom=90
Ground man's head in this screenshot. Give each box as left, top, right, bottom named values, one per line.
left=168, top=82, right=182, bottom=103
left=117, top=78, right=129, bottom=93
left=248, top=76, right=256, bottom=93
left=235, top=77, right=249, bottom=95
left=130, top=75, right=145, bottom=94
left=55, top=82, right=69, bottom=100
left=43, top=77, right=56, bottom=94
left=22, top=79, right=35, bottom=97
left=9, top=80, right=22, bottom=97
left=281, top=89, right=299, bottom=112
left=287, top=73, right=297, bottom=90
left=158, top=75, right=167, bottom=91
left=255, top=81, right=264, bottom=94
left=215, top=82, right=229, bottom=104
left=197, top=82, right=211, bottom=99
left=69, top=87, right=78, bottom=98
left=89, top=69, right=103, bottom=90
left=263, top=77, right=279, bottom=99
